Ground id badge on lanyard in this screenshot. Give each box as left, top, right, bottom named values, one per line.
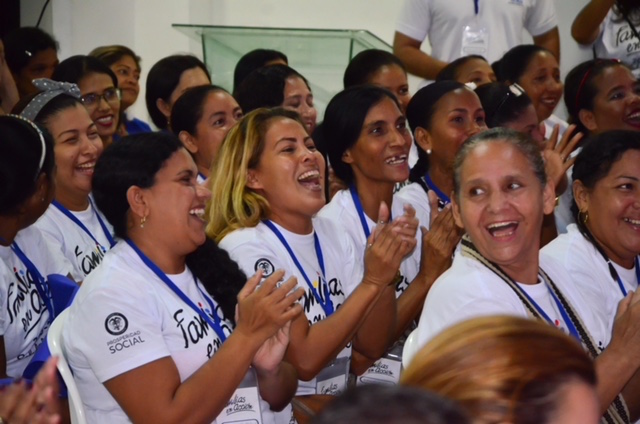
left=356, top=342, right=403, bottom=386
left=215, top=368, right=263, bottom=424
left=315, top=356, right=349, bottom=396
left=461, top=0, right=489, bottom=56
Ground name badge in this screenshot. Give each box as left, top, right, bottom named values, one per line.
left=315, top=356, right=349, bottom=396
left=356, top=341, right=403, bottom=386
left=215, top=368, right=263, bottom=424
left=461, top=18, right=489, bottom=56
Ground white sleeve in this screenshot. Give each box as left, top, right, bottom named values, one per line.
left=29, top=227, right=74, bottom=279
left=66, top=282, right=170, bottom=383
left=339, top=234, right=364, bottom=299
left=525, top=0, right=558, bottom=37
left=220, top=236, right=288, bottom=283
left=395, top=0, right=432, bottom=42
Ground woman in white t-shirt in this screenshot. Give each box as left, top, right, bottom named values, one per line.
left=62, top=132, right=304, bottom=424
left=414, top=127, right=640, bottom=422
left=543, top=130, right=640, bottom=339
left=207, top=107, right=409, bottom=408
left=0, top=115, right=72, bottom=379
left=18, top=79, right=115, bottom=282
left=170, top=85, right=243, bottom=185
left=572, top=0, right=640, bottom=76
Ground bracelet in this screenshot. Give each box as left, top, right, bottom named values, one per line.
left=391, top=270, right=403, bottom=287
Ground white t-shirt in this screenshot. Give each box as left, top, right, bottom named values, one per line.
left=592, top=9, right=640, bottom=77
left=396, top=182, right=433, bottom=232
left=34, top=202, right=114, bottom=281
left=0, top=227, right=72, bottom=378
left=219, top=217, right=357, bottom=396
left=542, top=224, right=636, bottom=336
left=62, top=242, right=278, bottom=424
left=395, top=0, right=557, bottom=73
left=413, top=249, right=610, bottom=357
left=318, top=189, right=423, bottom=298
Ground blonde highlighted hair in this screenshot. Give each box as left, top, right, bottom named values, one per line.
left=206, top=107, right=304, bottom=242
left=401, top=316, right=596, bottom=424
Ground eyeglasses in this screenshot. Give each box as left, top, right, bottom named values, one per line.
left=81, top=87, right=121, bottom=108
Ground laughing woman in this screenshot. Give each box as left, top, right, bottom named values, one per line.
left=413, top=128, right=640, bottom=422
left=63, top=132, right=303, bottom=424
left=320, top=85, right=460, bottom=353
left=208, top=108, right=410, bottom=412
left=18, top=79, right=114, bottom=281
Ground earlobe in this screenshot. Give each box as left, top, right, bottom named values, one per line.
left=578, top=109, right=598, bottom=132
left=156, top=98, right=171, bottom=119
left=178, top=131, right=198, bottom=154
left=451, top=197, right=465, bottom=229
left=415, top=127, right=433, bottom=155
left=341, top=149, right=354, bottom=165
left=573, top=180, right=589, bottom=213
left=246, top=169, right=263, bottom=190
left=126, top=186, right=148, bottom=219
left=542, top=182, right=556, bottom=215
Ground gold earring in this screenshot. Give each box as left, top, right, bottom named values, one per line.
left=579, top=210, right=589, bottom=225
left=140, top=215, right=147, bottom=228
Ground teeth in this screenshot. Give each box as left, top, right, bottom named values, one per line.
left=189, top=208, right=205, bottom=219
left=487, top=221, right=517, bottom=230
left=624, top=218, right=640, bottom=225
left=77, top=162, right=95, bottom=169
left=385, top=155, right=407, bottom=165
left=298, top=170, right=320, bottom=181
left=96, top=116, right=113, bottom=124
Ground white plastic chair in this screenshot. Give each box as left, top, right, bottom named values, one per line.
left=47, top=309, right=88, bottom=424
left=402, top=328, right=420, bottom=369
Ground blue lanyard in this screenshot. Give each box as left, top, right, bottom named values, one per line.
left=263, top=220, right=334, bottom=316
left=125, top=239, right=228, bottom=342
left=10, top=242, right=54, bottom=322
left=198, top=172, right=207, bottom=182
left=473, top=0, right=479, bottom=15
left=52, top=199, right=116, bottom=251
left=423, top=173, right=450, bottom=205
left=613, top=257, right=640, bottom=297
left=518, top=275, right=581, bottom=342
left=349, top=185, right=371, bottom=238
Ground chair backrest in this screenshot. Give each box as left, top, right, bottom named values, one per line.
left=402, top=328, right=419, bottom=369
left=48, top=309, right=88, bottom=424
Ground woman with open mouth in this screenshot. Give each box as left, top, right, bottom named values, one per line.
left=208, top=107, right=409, bottom=420
left=63, top=132, right=304, bottom=424
left=319, top=85, right=458, bottom=379
left=411, top=127, right=640, bottom=423
left=52, top=55, right=121, bottom=150
left=493, top=45, right=565, bottom=138
left=543, top=130, right=640, bottom=363
left=18, top=79, right=114, bottom=282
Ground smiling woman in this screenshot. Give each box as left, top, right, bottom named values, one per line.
left=16, top=79, right=114, bottom=282
left=51, top=55, right=121, bottom=149
left=62, top=132, right=303, bottom=424
left=208, top=107, right=409, bottom=417
left=412, top=128, right=640, bottom=422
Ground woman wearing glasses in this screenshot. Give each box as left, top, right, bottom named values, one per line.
left=52, top=55, right=121, bottom=149
left=16, top=79, right=114, bottom=281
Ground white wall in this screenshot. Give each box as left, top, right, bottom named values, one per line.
left=21, top=0, right=591, bottom=121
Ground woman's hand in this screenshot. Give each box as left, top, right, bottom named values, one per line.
left=542, top=124, right=583, bottom=197
left=362, top=202, right=418, bottom=288
left=252, top=321, right=293, bottom=375
left=417, top=191, right=460, bottom=282
left=235, top=270, right=304, bottom=347
left=0, top=357, right=61, bottom=424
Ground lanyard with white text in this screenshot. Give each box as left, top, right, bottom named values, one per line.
left=423, top=173, right=451, bottom=205
left=10, top=242, right=54, bottom=322
left=263, top=220, right=335, bottom=316
left=52, top=199, right=115, bottom=251
left=125, top=239, right=227, bottom=342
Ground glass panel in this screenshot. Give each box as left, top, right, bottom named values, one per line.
left=173, top=24, right=392, bottom=117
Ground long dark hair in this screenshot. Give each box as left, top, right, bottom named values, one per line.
left=93, top=132, right=246, bottom=321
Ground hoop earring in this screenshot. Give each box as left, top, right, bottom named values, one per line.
left=579, top=210, right=589, bottom=225
left=140, top=215, right=147, bottom=228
